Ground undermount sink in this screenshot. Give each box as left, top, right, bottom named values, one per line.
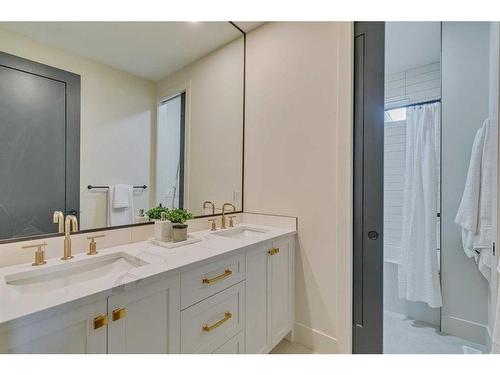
left=4, top=252, right=148, bottom=293
left=212, top=226, right=269, bottom=240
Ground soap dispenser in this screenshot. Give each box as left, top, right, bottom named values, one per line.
left=135, top=208, right=149, bottom=223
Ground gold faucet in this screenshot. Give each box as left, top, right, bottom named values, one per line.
left=53, top=211, right=65, bottom=233
left=23, top=242, right=47, bottom=266
left=62, top=215, right=78, bottom=260
left=203, top=201, right=215, bottom=215
left=221, top=203, right=236, bottom=229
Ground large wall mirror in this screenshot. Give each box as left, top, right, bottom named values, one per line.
left=0, top=21, right=254, bottom=242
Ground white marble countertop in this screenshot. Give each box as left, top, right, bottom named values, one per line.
left=0, top=224, right=295, bottom=330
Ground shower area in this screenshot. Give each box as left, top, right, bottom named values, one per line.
left=383, top=22, right=499, bottom=353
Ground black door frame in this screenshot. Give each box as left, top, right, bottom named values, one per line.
left=0, top=51, right=81, bottom=222
left=352, top=22, right=385, bottom=354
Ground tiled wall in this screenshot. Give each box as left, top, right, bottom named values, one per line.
left=0, top=212, right=296, bottom=268
left=383, top=120, right=406, bottom=263
left=385, top=61, right=441, bottom=109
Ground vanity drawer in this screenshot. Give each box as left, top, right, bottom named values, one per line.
left=212, top=331, right=245, bottom=354
left=180, top=252, right=245, bottom=309
left=180, top=281, right=245, bottom=354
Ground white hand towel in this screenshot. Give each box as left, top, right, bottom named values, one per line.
left=477, top=119, right=495, bottom=248
left=455, top=124, right=485, bottom=252
left=107, top=185, right=134, bottom=226
left=455, top=119, right=495, bottom=282
left=112, top=184, right=132, bottom=209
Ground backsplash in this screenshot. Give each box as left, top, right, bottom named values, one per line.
left=0, top=212, right=296, bottom=268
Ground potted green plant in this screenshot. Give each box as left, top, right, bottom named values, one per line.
left=167, top=208, right=193, bottom=242
left=145, top=205, right=169, bottom=220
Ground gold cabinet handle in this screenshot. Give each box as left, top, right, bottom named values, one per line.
left=93, top=314, right=108, bottom=330
left=268, top=247, right=280, bottom=256
left=202, top=312, right=232, bottom=332
left=112, top=307, right=126, bottom=321
left=202, top=269, right=232, bottom=284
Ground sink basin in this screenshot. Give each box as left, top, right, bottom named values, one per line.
left=212, top=226, right=269, bottom=240
left=5, top=252, right=148, bottom=293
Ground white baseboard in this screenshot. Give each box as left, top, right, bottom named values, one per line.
left=293, top=322, right=338, bottom=353
left=441, top=315, right=489, bottom=345
left=486, top=325, right=492, bottom=351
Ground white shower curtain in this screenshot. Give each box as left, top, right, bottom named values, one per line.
left=398, top=103, right=443, bottom=308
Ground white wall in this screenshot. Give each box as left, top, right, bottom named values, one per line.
left=244, top=22, right=353, bottom=353
left=441, top=22, right=491, bottom=344
left=156, top=37, right=244, bottom=216
left=488, top=22, right=500, bottom=346
left=0, top=27, right=156, bottom=230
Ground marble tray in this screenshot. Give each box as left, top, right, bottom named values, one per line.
left=149, top=235, right=202, bottom=249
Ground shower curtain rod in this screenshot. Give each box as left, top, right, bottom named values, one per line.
left=386, top=98, right=441, bottom=111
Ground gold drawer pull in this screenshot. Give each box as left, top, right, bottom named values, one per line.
left=93, top=314, right=108, bottom=330
left=268, top=247, right=280, bottom=256
left=202, top=312, right=232, bottom=332
left=112, top=307, right=126, bottom=321
left=202, top=269, right=232, bottom=284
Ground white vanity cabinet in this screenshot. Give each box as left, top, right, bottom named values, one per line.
left=245, top=236, right=295, bottom=353
left=0, top=276, right=181, bottom=354
left=212, top=330, right=245, bottom=354
left=0, top=299, right=108, bottom=354
left=107, top=276, right=180, bottom=354
left=0, top=232, right=295, bottom=354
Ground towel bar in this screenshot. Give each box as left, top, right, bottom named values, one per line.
left=87, top=185, right=147, bottom=190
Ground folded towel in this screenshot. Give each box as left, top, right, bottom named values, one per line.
left=107, top=185, right=134, bottom=226
left=112, top=184, right=132, bottom=209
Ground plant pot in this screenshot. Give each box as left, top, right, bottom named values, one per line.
left=154, top=220, right=172, bottom=242
left=172, top=224, right=188, bottom=242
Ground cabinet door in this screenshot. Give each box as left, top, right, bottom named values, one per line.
left=269, top=236, right=294, bottom=348
left=245, top=243, right=270, bottom=353
left=0, top=299, right=107, bottom=354
left=107, top=276, right=181, bottom=354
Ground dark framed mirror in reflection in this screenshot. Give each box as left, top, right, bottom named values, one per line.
left=0, top=21, right=254, bottom=243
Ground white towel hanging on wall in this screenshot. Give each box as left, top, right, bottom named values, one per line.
left=455, top=119, right=495, bottom=283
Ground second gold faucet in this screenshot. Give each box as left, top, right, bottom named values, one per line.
left=221, top=203, right=236, bottom=229
left=62, top=215, right=78, bottom=260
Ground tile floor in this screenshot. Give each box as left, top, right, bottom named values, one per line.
left=269, top=312, right=489, bottom=355
left=270, top=339, right=315, bottom=354
left=384, top=310, right=488, bottom=354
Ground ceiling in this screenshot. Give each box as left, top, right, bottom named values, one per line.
left=232, top=22, right=266, bottom=33
left=0, top=22, right=263, bottom=81
left=385, top=22, right=441, bottom=75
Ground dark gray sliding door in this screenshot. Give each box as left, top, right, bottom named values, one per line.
left=353, top=22, right=385, bottom=354
left=0, top=52, right=80, bottom=240
left=178, top=92, right=186, bottom=209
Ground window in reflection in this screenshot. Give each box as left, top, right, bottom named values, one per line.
left=156, top=93, right=186, bottom=210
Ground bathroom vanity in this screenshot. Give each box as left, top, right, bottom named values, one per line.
left=0, top=223, right=295, bottom=354
left=0, top=22, right=291, bottom=354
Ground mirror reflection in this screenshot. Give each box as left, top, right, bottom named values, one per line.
left=0, top=22, right=245, bottom=241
